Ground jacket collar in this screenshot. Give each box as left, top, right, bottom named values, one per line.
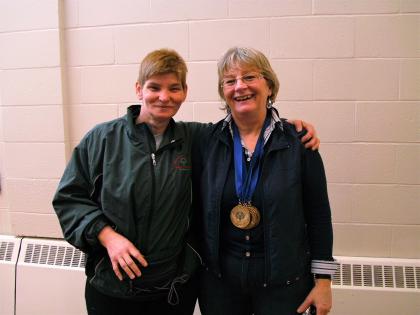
left=219, top=108, right=288, bottom=151
left=221, top=107, right=284, bottom=134
left=125, top=104, right=179, bottom=145
left=267, top=124, right=291, bottom=152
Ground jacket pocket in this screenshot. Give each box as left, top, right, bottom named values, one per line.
left=89, top=252, right=182, bottom=300
left=89, top=255, right=132, bottom=298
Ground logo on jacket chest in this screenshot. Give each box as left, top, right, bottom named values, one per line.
left=173, top=154, right=191, bottom=172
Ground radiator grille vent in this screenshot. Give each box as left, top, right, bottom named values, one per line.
left=332, top=262, right=420, bottom=290
left=0, top=241, right=15, bottom=262
left=23, top=243, right=86, bottom=268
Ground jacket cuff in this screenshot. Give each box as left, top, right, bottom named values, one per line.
left=84, top=215, right=110, bottom=248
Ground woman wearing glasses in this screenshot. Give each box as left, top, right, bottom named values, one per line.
left=195, top=47, right=336, bottom=315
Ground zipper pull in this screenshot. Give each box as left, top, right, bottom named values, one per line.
left=151, top=153, right=156, bottom=166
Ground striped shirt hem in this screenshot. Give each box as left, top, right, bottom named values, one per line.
left=311, top=259, right=339, bottom=275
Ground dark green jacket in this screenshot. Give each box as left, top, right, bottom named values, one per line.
left=53, top=105, right=205, bottom=300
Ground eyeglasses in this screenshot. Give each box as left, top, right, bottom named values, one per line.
left=221, top=73, right=264, bottom=88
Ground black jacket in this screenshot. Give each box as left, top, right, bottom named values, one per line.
left=53, top=105, right=205, bottom=299
left=195, top=116, right=333, bottom=287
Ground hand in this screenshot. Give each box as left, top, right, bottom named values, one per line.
left=98, top=226, right=148, bottom=281
left=287, top=119, right=320, bottom=151
left=297, top=279, right=332, bottom=315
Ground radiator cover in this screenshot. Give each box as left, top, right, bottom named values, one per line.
left=15, top=237, right=86, bottom=315
left=331, top=256, right=420, bottom=315
left=0, top=235, right=20, bottom=315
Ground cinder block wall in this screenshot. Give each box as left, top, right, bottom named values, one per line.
left=0, top=0, right=418, bottom=259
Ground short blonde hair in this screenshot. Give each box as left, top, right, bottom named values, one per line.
left=217, top=47, right=280, bottom=103
left=138, top=48, right=188, bottom=89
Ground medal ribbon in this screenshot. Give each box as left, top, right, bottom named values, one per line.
left=232, top=114, right=271, bottom=204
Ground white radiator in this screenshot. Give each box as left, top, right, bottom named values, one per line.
left=0, top=235, right=20, bottom=315
left=330, top=256, right=420, bottom=315
left=1, top=235, right=419, bottom=315
left=15, top=237, right=86, bottom=315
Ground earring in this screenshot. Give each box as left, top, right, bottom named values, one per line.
left=267, top=98, right=273, bottom=108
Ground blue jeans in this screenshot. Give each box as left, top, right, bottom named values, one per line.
left=199, top=254, right=313, bottom=315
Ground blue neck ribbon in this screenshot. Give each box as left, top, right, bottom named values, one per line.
left=232, top=114, right=270, bottom=204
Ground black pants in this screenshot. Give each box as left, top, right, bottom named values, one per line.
left=199, top=255, right=313, bottom=315
left=85, top=274, right=199, bottom=315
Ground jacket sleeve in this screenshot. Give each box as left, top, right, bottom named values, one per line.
left=52, top=137, right=105, bottom=253
left=301, top=148, right=334, bottom=262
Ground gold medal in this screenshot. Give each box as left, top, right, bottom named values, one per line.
left=230, top=203, right=260, bottom=229
left=247, top=205, right=260, bottom=228
left=230, top=204, right=251, bottom=229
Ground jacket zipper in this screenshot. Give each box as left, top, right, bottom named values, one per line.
left=143, top=138, right=183, bottom=252
left=150, top=139, right=181, bottom=167
left=151, top=153, right=156, bottom=166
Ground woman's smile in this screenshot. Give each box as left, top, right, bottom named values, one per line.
left=233, top=94, right=255, bottom=102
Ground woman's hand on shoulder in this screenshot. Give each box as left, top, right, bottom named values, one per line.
left=297, top=278, right=332, bottom=315
left=287, top=119, right=320, bottom=151
left=98, top=226, right=148, bottom=281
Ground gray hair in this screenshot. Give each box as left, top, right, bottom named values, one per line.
left=217, top=47, right=280, bottom=109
